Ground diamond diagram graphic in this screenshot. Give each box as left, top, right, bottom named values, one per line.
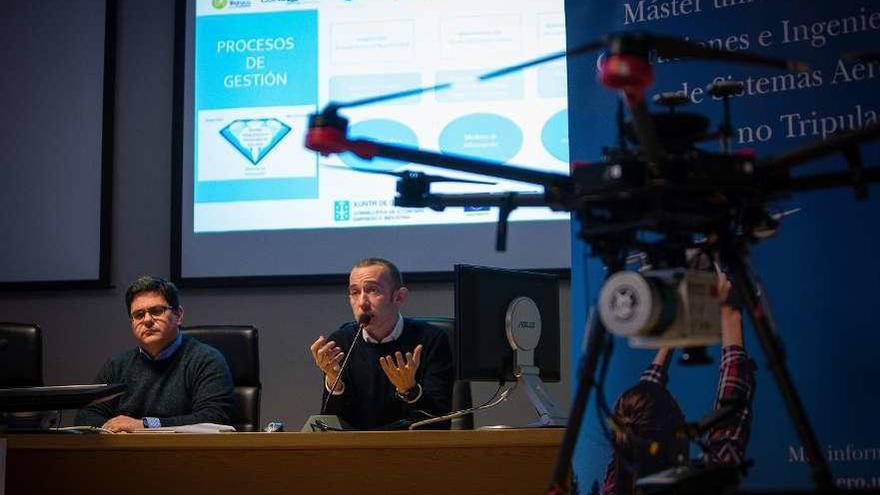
left=220, top=118, right=291, bottom=165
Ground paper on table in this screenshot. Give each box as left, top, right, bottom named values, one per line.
left=132, top=423, right=236, bottom=433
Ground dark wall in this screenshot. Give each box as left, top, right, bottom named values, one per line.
left=0, top=0, right=571, bottom=428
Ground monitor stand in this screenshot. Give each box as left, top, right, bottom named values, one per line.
left=475, top=366, right=567, bottom=429
left=0, top=410, right=60, bottom=431
left=517, top=364, right=567, bottom=427
left=506, top=296, right=568, bottom=427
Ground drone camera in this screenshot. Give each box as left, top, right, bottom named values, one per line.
left=597, top=269, right=722, bottom=349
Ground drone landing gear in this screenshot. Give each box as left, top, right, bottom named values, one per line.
left=544, top=243, right=836, bottom=494
left=721, top=243, right=835, bottom=491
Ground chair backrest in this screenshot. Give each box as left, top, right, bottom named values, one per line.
left=179, top=325, right=260, bottom=432
left=0, top=323, right=44, bottom=387
left=409, top=317, right=473, bottom=430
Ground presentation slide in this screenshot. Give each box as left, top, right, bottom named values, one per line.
left=177, top=0, right=570, bottom=281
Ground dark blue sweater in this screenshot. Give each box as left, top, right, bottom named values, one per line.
left=322, top=318, right=453, bottom=430
left=74, top=335, right=234, bottom=427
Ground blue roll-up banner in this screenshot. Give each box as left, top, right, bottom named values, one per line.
left=566, top=1, right=879, bottom=491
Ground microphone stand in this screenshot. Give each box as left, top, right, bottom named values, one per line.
left=320, top=316, right=370, bottom=415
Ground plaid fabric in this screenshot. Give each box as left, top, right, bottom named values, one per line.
left=143, top=416, right=161, bottom=429
left=602, top=346, right=756, bottom=495
left=704, top=345, right=756, bottom=465
left=601, top=455, right=617, bottom=495
left=639, top=364, right=669, bottom=387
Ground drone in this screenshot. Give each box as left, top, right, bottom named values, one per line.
left=306, top=33, right=876, bottom=257
left=304, top=31, right=879, bottom=494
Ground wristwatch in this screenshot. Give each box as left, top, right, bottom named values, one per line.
left=396, top=383, right=422, bottom=403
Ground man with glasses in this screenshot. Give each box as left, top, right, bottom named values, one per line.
left=309, top=258, right=453, bottom=430
left=75, top=276, right=234, bottom=432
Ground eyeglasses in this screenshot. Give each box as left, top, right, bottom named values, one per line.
left=130, top=305, right=173, bottom=321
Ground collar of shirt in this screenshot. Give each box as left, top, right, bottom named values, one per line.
left=362, top=313, right=403, bottom=344
left=138, top=331, right=183, bottom=361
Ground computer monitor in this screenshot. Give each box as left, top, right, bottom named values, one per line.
left=454, top=264, right=561, bottom=383
left=0, top=322, right=44, bottom=387
left=0, top=384, right=126, bottom=413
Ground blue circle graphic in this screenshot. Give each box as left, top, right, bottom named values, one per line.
left=438, top=113, right=523, bottom=163
left=340, top=119, right=418, bottom=171
left=541, top=109, right=569, bottom=162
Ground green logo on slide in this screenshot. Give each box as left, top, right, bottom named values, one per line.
left=212, top=0, right=228, bottom=9
left=334, top=201, right=351, bottom=222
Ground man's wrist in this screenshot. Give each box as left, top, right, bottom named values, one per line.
left=396, top=383, right=422, bottom=404
left=325, top=374, right=345, bottom=395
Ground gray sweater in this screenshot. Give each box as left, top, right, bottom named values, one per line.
left=74, top=335, right=234, bottom=427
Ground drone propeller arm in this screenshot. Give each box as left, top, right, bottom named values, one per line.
left=653, top=34, right=808, bottom=72
left=329, top=82, right=453, bottom=110
left=397, top=191, right=548, bottom=209
left=318, top=33, right=804, bottom=113
left=371, top=143, right=567, bottom=186
left=760, top=123, right=880, bottom=170
left=758, top=123, right=880, bottom=198
left=787, top=166, right=880, bottom=194
left=395, top=191, right=549, bottom=252
left=306, top=118, right=569, bottom=187
left=479, top=39, right=606, bottom=82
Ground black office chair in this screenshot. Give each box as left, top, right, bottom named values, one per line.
left=180, top=325, right=261, bottom=432
left=410, top=317, right=473, bottom=430
left=0, top=323, right=44, bottom=387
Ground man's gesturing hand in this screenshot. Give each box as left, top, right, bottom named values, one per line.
left=379, top=344, right=422, bottom=394
left=310, top=336, right=344, bottom=384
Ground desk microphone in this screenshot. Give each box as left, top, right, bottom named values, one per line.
left=320, top=314, right=371, bottom=415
